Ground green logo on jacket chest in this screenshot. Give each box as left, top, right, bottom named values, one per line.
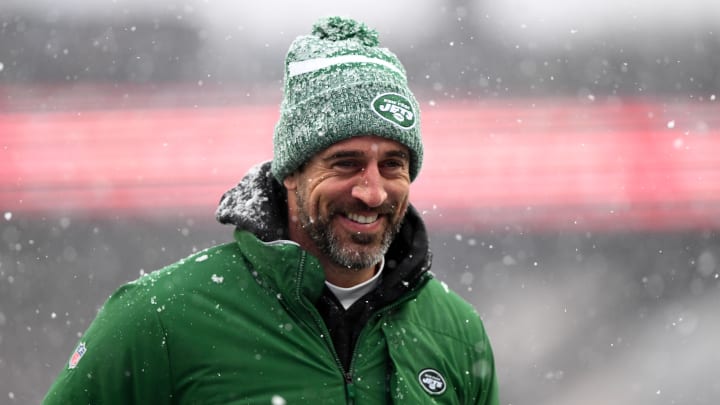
left=418, top=368, right=446, bottom=395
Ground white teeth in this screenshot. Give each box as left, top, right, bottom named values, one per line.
left=347, top=213, right=378, bottom=224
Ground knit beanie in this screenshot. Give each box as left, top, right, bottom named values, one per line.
left=271, top=16, right=423, bottom=183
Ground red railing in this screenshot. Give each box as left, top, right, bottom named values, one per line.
left=2, top=95, right=720, bottom=230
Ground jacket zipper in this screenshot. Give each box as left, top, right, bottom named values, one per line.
left=292, top=253, right=355, bottom=402
left=294, top=253, right=430, bottom=404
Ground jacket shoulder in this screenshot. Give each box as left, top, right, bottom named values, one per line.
left=43, top=242, right=246, bottom=405
left=413, top=278, right=489, bottom=340
left=132, top=242, right=243, bottom=290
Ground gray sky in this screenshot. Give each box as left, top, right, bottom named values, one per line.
left=5, top=0, right=720, bottom=48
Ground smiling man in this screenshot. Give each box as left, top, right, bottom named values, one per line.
left=44, top=16, right=499, bottom=404
left=284, top=136, right=412, bottom=287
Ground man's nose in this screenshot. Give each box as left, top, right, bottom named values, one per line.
left=351, top=165, right=388, bottom=208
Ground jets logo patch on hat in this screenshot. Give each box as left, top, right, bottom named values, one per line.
left=371, top=93, right=416, bottom=129
left=68, top=342, right=87, bottom=369
left=418, top=368, right=446, bottom=395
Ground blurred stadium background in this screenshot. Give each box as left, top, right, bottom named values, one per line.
left=2, top=1, right=720, bottom=404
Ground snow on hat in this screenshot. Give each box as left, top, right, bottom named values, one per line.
left=271, top=16, right=423, bottom=182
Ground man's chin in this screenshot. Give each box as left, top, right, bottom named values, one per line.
left=320, top=218, right=396, bottom=268
left=330, top=244, right=385, bottom=270
left=349, top=231, right=379, bottom=245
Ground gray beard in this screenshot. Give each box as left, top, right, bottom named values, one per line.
left=295, top=193, right=402, bottom=270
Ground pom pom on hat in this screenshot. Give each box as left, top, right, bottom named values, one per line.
left=311, top=16, right=379, bottom=46
left=271, top=16, right=423, bottom=183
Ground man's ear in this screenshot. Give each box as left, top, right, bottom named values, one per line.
left=283, top=173, right=298, bottom=191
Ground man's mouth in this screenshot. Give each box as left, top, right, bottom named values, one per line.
left=345, top=212, right=379, bottom=224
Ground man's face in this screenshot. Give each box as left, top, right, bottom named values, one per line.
left=284, top=136, right=411, bottom=270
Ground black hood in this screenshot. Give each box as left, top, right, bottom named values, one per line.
left=216, top=161, right=289, bottom=242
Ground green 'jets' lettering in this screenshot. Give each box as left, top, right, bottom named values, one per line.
left=371, top=93, right=416, bottom=129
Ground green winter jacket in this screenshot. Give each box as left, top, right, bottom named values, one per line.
left=44, top=162, right=498, bottom=404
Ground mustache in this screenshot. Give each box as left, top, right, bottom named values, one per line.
left=328, top=200, right=397, bottom=217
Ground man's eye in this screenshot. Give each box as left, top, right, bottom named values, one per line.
left=383, top=160, right=406, bottom=169
left=334, top=160, right=360, bottom=169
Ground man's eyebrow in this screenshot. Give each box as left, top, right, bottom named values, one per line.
left=384, top=150, right=409, bottom=160
left=321, top=149, right=409, bottom=161
left=322, top=150, right=364, bottom=161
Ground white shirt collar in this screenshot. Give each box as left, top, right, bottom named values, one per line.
left=325, top=257, right=385, bottom=310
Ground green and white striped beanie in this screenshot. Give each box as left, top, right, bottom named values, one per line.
left=271, top=16, right=423, bottom=183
